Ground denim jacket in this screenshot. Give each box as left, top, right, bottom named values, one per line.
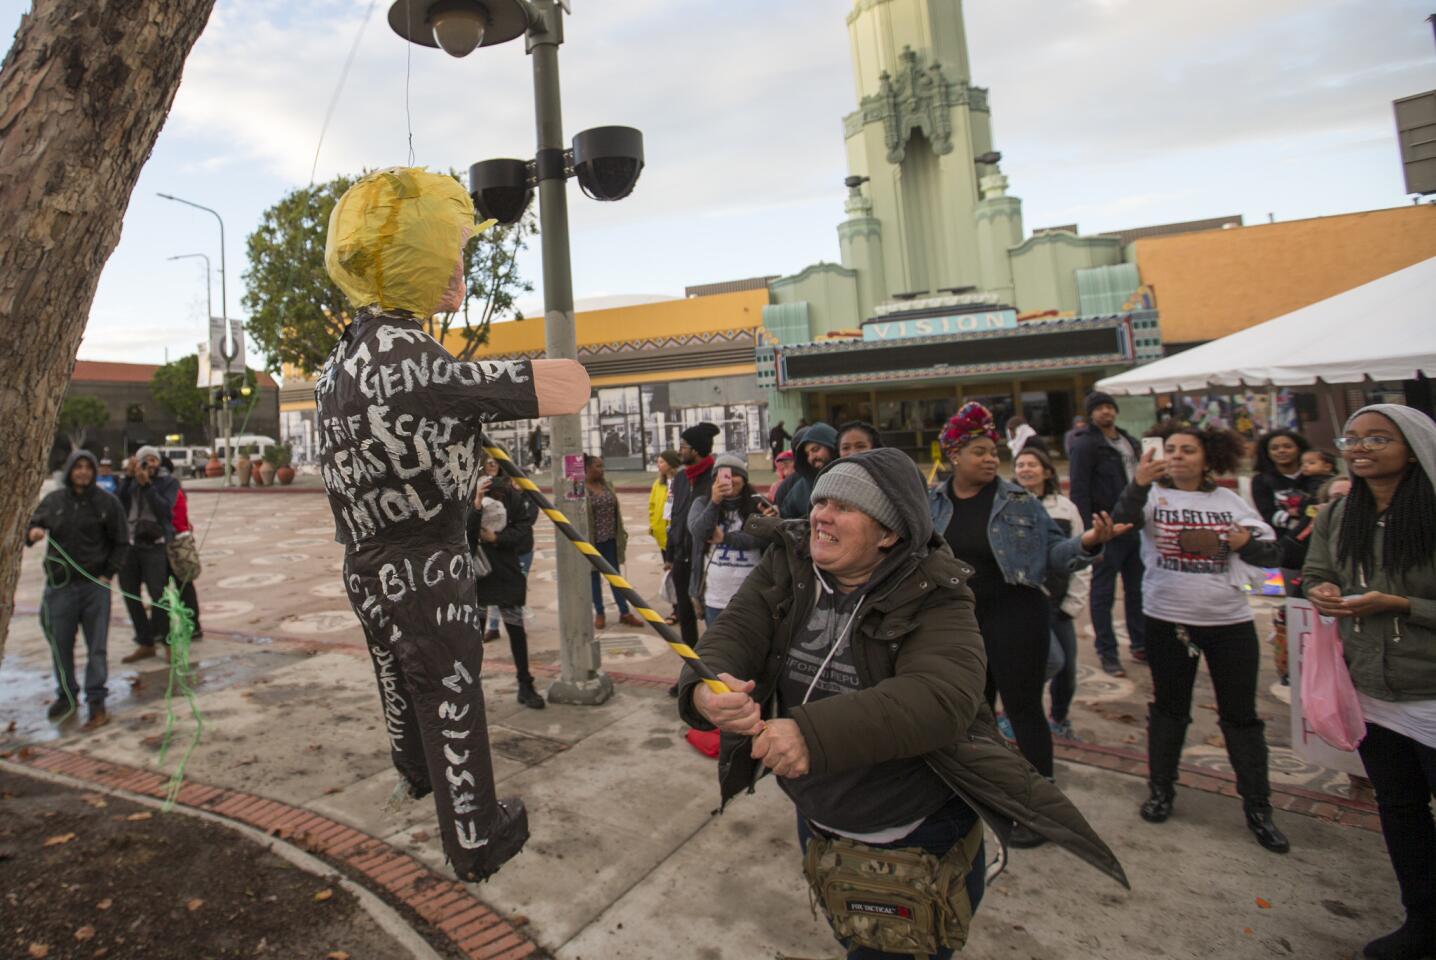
left=928, top=478, right=1098, bottom=592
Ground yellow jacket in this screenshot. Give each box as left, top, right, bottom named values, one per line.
left=647, top=476, right=671, bottom=551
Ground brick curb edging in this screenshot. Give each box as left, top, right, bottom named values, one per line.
left=1053, top=739, right=1381, bottom=833
left=1, top=745, right=543, bottom=960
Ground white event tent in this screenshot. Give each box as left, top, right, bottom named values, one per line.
left=1097, top=255, right=1436, bottom=396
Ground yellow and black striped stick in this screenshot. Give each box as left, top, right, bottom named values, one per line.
left=480, top=436, right=731, bottom=695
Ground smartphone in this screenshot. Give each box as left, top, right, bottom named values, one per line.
left=751, top=493, right=772, bottom=510
left=717, top=466, right=733, bottom=485
left=1141, top=437, right=1165, bottom=460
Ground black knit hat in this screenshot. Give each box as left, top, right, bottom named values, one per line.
left=680, top=422, right=721, bottom=457
left=1085, top=391, right=1119, bottom=417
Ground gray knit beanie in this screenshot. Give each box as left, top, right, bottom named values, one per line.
left=714, top=451, right=748, bottom=478
left=811, top=461, right=903, bottom=536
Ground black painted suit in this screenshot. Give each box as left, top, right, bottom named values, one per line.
left=317, top=308, right=538, bottom=881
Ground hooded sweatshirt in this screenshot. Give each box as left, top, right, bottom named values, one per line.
left=773, top=448, right=956, bottom=835
left=27, top=450, right=129, bottom=581
left=779, top=421, right=838, bottom=520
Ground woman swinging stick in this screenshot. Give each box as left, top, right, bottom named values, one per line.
left=316, top=168, right=588, bottom=882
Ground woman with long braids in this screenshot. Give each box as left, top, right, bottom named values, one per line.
left=1111, top=422, right=1290, bottom=853
left=1304, top=405, right=1436, bottom=960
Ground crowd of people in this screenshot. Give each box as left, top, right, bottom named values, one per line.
left=25, top=445, right=207, bottom=730
left=659, top=398, right=1435, bottom=960
left=21, top=385, right=1436, bottom=959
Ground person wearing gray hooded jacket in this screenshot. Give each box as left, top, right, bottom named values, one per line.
left=26, top=450, right=128, bottom=729
left=678, top=448, right=1126, bottom=959
left=1303, top=404, right=1436, bottom=960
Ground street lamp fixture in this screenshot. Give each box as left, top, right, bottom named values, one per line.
left=571, top=125, right=644, bottom=202
left=468, top=157, right=532, bottom=225
left=389, top=0, right=642, bottom=706
left=388, top=0, right=530, bottom=56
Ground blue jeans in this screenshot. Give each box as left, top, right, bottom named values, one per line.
left=41, top=579, right=112, bottom=705
left=703, top=605, right=723, bottom=627
left=590, top=540, right=629, bottom=616
left=487, top=550, right=533, bottom=631
left=796, top=797, right=986, bottom=960
left=1089, top=531, right=1145, bottom=659
left=1048, top=614, right=1078, bottom=724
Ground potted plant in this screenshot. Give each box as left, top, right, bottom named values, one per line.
left=272, top=442, right=296, bottom=486
left=204, top=449, right=223, bottom=478
left=236, top=445, right=254, bottom=487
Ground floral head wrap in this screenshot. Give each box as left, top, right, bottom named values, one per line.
left=940, top=402, right=999, bottom=456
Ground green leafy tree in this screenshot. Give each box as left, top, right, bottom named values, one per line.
left=57, top=395, right=109, bottom=451
left=151, top=355, right=258, bottom=435
left=242, top=171, right=535, bottom=376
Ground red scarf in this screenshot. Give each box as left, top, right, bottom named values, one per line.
left=684, top=455, right=714, bottom=482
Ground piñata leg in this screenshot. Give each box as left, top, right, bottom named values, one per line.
left=345, top=541, right=528, bottom=882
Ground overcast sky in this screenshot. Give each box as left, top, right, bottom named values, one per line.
left=3, top=0, right=1431, bottom=367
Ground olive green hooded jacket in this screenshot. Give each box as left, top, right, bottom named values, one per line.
left=676, top=449, right=1128, bottom=889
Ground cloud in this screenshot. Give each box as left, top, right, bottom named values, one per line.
left=3, top=0, right=1427, bottom=366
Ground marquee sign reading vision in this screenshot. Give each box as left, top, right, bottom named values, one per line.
left=862, top=309, right=1018, bottom=341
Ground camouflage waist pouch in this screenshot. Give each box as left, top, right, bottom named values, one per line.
left=802, top=820, right=984, bottom=957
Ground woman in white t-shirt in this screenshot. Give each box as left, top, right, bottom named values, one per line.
left=1014, top=447, right=1090, bottom=741
left=687, top=452, right=768, bottom=626
left=1111, top=423, right=1290, bottom=854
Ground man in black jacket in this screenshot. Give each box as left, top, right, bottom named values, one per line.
left=26, top=450, right=129, bottom=729
left=665, top=423, right=720, bottom=666
left=115, top=445, right=180, bottom=663
left=1067, top=392, right=1146, bottom=676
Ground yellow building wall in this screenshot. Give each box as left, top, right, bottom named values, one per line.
left=1135, top=205, right=1436, bottom=344
left=448, top=288, right=771, bottom=358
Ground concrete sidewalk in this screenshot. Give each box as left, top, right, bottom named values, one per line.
left=1, top=491, right=1401, bottom=959
left=0, top=616, right=1401, bottom=960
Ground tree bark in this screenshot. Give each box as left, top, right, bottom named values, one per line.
left=0, top=0, right=217, bottom=660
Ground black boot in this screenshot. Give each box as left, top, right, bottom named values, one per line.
left=507, top=624, right=544, bottom=710
left=459, top=798, right=530, bottom=884
left=1140, top=782, right=1176, bottom=823
left=1364, top=919, right=1436, bottom=960
left=1243, top=801, right=1290, bottom=854
left=516, top=679, right=546, bottom=710
left=1222, top=720, right=1290, bottom=853
left=1141, top=707, right=1188, bottom=823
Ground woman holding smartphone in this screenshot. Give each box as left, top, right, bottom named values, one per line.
left=687, top=452, right=770, bottom=626
left=1111, top=423, right=1289, bottom=852
left=1303, top=405, right=1436, bottom=960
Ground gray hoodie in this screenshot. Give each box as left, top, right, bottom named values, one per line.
left=1352, top=404, right=1436, bottom=482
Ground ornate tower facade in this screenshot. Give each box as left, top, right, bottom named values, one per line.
left=840, top=0, right=1019, bottom=306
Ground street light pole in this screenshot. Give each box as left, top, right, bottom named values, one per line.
left=166, top=252, right=212, bottom=319
left=159, top=193, right=237, bottom=488
left=388, top=0, right=642, bottom=706
left=166, top=252, right=217, bottom=459
left=525, top=0, right=611, bottom=705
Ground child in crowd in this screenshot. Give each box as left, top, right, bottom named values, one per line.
left=1300, top=448, right=1338, bottom=479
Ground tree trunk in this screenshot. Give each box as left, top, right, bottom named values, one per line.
left=0, top=0, right=217, bottom=661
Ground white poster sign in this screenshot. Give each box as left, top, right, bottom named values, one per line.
left=1287, top=598, right=1366, bottom=778
left=208, top=317, right=245, bottom=375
